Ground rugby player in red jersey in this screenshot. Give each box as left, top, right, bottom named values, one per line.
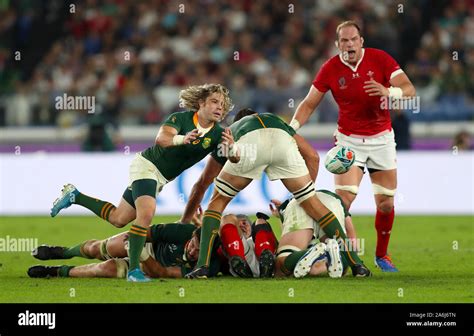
left=290, top=21, right=416, bottom=272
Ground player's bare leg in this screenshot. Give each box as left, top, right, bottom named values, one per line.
left=370, top=169, right=398, bottom=272
left=335, top=165, right=364, bottom=249
left=187, top=171, right=252, bottom=278
left=50, top=183, right=137, bottom=229
left=107, top=198, right=136, bottom=228
left=275, top=228, right=314, bottom=277
left=28, top=259, right=126, bottom=279
left=281, top=174, right=370, bottom=276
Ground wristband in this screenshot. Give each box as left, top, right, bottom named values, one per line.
left=290, top=119, right=300, bottom=131
left=172, top=135, right=185, bottom=145
left=388, top=87, right=403, bottom=99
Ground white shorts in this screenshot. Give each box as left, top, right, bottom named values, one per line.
left=222, top=128, right=309, bottom=180
left=334, top=129, right=397, bottom=171
left=128, top=153, right=168, bottom=194
left=281, top=192, right=347, bottom=239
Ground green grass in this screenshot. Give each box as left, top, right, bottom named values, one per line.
left=0, top=215, right=473, bottom=303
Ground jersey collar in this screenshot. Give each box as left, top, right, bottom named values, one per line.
left=339, top=48, right=365, bottom=72
left=193, top=112, right=214, bottom=135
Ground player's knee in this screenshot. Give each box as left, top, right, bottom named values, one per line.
left=83, top=240, right=101, bottom=259
left=108, top=211, right=130, bottom=228
left=101, top=259, right=119, bottom=278
left=377, top=198, right=394, bottom=214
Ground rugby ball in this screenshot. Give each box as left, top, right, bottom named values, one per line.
left=324, top=145, right=355, bottom=174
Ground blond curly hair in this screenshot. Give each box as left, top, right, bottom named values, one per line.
left=179, top=83, right=234, bottom=118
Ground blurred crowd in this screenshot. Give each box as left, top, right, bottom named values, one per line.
left=0, top=0, right=472, bottom=129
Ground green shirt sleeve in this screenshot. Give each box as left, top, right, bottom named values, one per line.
left=211, top=147, right=228, bottom=166
left=162, top=112, right=183, bottom=133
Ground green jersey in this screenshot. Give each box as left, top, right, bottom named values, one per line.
left=150, top=223, right=221, bottom=277
left=141, top=111, right=224, bottom=180
left=150, top=223, right=195, bottom=276
left=230, top=113, right=296, bottom=142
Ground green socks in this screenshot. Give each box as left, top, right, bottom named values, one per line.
left=58, top=265, right=74, bottom=277
left=319, top=212, right=364, bottom=266
left=75, top=193, right=116, bottom=221
left=281, top=250, right=307, bottom=275
left=63, top=242, right=90, bottom=259
left=128, top=224, right=148, bottom=270
left=196, top=210, right=221, bottom=268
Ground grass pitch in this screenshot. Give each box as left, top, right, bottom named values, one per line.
left=0, top=215, right=472, bottom=303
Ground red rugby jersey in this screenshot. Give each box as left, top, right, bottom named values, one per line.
left=313, top=48, right=403, bottom=136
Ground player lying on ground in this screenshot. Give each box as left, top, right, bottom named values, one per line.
left=28, top=218, right=221, bottom=279
left=270, top=189, right=360, bottom=278
left=290, top=21, right=416, bottom=272
left=216, top=213, right=278, bottom=278
left=49, top=84, right=237, bottom=282
left=185, top=108, right=371, bottom=278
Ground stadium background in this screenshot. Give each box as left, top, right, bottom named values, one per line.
left=0, top=1, right=472, bottom=312
left=0, top=0, right=472, bottom=215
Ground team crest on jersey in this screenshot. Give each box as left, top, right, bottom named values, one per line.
left=338, top=77, right=347, bottom=89
left=367, top=70, right=374, bottom=79
left=202, top=137, right=211, bottom=149
left=171, top=116, right=176, bottom=123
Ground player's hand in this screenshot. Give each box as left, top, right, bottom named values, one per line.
left=269, top=199, right=282, bottom=217
left=221, top=128, right=235, bottom=148
left=363, top=79, right=389, bottom=97
left=191, top=205, right=203, bottom=227
left=184, top=129, right=201, bottom=144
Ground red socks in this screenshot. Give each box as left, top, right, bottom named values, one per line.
left=375, top=208, right=395, bottom=258
left=220, top=224, right=245, bottom=258
left=254, top=229, right=277, bottom=258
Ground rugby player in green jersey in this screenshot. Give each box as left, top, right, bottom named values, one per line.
left=49, top=84, right=237, bottom=282
left=183, top=109, right=371, bottom=279
left=28, top=219, right=221, bottom=279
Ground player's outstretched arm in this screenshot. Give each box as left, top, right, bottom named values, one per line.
left=291, top=86, right=325, bottom=130
left=155, top=125, right=201, bottom=147
left=293, top=134, right=319, bottom=181
left=180, top=156, right=223, bottom=223
left=141, top=257, right=182, bottom=278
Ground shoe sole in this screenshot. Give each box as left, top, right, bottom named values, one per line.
left=230, top=257, right=253, bottom=278
left=326, top=239, right=343, bottom=278
left=51, top=184, right=77, bottom=217
left=374, top=258, right=399, bottom=272
left=294, top=243, right=327, bottom=278
left=259, top=250, right=275, bottom=278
